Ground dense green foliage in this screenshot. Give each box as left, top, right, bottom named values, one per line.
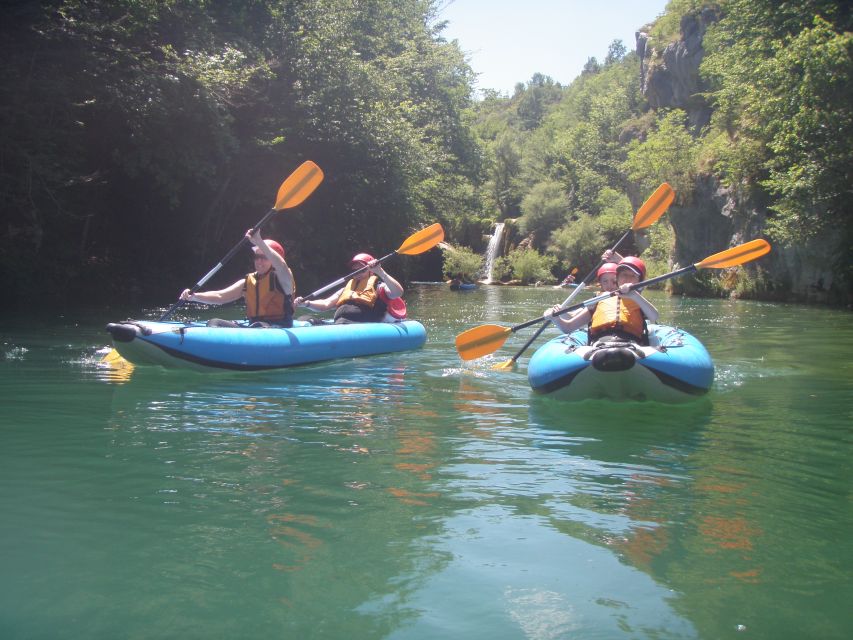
left=440, top=244, right=483, bottom=282
left=701, top=1, right=853, bottom=260
left=2, top=0, right=849, bottom=307
left=1, top=0, right=478, bottom=305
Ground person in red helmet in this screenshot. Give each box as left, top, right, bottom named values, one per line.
left=179, top=228, right=296, bottom=327
left=294, top=252, right=404, bottom=323
left=544, top=260, right=620, bottom=333
left=544, top=255, right=658, bottom=343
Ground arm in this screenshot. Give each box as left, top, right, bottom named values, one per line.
left=369, top=262, right=403, bottom=299
left=248, top=230, right=294, bottom=295
left=544, top=305, right=591, bottom=334
left=621, top=286, right=659, bottom=323
left=180, top=279, right=245, bottom=305
left=294, top=288, right=343, bottom=312
left=601, top=249, right=623, bottom=263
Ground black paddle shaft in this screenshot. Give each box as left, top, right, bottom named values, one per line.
left=159, top=208, right=277, bottom=321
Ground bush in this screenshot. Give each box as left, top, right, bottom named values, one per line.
left=505, top=247, right=556, bottom=284
left=441, top=245, right=484, bottom=281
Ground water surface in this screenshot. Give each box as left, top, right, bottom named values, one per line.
left=1, top=285, right=850, bottom=639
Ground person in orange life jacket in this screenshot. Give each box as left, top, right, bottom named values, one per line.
left=294, top=253, right=404, bottom=324
left=543, top=256, right=658, bottom=343
left=179, top=229, right=295, bottom=328
left=544, top=262, right=619, bottom=333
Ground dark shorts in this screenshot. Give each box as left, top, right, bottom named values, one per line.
left=333, top=303, right=384, bottom=324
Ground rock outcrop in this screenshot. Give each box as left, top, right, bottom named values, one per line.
left=636, top=9, right=846, bottom=305
left=637, top=8, right=719, bottom=129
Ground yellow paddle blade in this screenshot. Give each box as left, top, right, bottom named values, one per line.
left=632, top=183, right=674, bottom=230
left=274, top=160, right=324, bottom=210
left=397, top=223, right=444, bottom=255
left=455, top=324, right=512, bottom=361
left=101, top=348, right=125, bottom=364
left=492, top=357, right=518, bottom=371
left=696, top=239, right=771, bottom=269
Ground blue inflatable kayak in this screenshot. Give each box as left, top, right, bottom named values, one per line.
left=528, top=324, right=714, bottom=403
left=106, top=319, right=427, bottom=371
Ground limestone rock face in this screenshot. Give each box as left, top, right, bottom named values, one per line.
left=637, top=8, right=719, bottom=128
left=635, top=9, right=845, bottom=304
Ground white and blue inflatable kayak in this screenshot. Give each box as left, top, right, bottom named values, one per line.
left=528, top=324, right=713, bottom=403
left=106, top=319, right=426, bottom=371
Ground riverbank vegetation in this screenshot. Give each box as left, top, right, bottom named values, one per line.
left=2, top=0, right=850, bottom=308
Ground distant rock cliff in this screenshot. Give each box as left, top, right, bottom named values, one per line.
left=637, top=8, right=718, bottom=129
left=636, top=10, right=844, bottom=305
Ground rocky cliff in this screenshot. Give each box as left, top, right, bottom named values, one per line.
left=636, top=11, right=845, bottom=306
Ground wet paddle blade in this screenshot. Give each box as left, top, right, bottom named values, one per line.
left=101, top=348, right=124, bottom=363
left=455, top=324, right=512, bottom=361
left=492, top=357, right=518, bottom=370
left=274, top=161, right=324, bottom=210
left=397, top=223, right=445, bottom=255
left=632, top=183, right=674, bottom=230
left=696, top=239, right=771, bottom=269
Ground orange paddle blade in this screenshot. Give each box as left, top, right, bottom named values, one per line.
left=397, top=223, right=444, bottom=255
left=455, top=324, right=512, bottom=361
left=274, top=160, right=324, bottom=210
left=696, top=239, right=771, bottom=269
left=632, top=183, right=674, bottom=230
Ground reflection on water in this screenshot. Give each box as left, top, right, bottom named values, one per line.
left=1, top=290, right=851, bottom=638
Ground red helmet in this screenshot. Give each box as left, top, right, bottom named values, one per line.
left=617, top=256, right=646, bottom=279
left=253, top=239, right=285, bottom=258
left=597, top=263, right=618, bottom=279
left=264, top=240, right=285, bottom=258
left=350, top=252, right=375, bottom=267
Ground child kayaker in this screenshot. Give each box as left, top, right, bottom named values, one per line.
left=544, top=256, right=659, bottom=344
left=294, top=253, right=405, bottom=324
left=179, top=229, right=295, bottom=327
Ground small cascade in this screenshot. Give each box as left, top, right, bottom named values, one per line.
left=481, top=222, right=505, bottom=284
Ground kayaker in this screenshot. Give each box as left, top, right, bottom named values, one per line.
left=179, top=229, right=295, bottom=328
left=294, top=253, right=405, bottom=324
left=544, top=256, right=659, bottom=344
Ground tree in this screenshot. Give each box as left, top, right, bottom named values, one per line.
left=504, top=247, right=556, bottom=284
left=604, top=39, right=627, bottom=66
left=622, top=109, right=699, bottom=198
left=441, top=245, right=484, bottom=281
left=518, top=180, right=570, bottom=245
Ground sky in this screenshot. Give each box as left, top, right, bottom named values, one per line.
left=438, top=0, right=671, bottom=96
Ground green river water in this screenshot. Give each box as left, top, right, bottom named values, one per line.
left=1, top=284, right=851, bottom=639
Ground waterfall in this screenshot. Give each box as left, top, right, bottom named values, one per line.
left=481, top=222, right=505, bottom=284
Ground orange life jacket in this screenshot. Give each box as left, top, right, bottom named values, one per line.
left=588, top=295, right=646, bottom=341
left=244, top=271, right=293, bottom=323
left=337, top=274, right=379, bottom=308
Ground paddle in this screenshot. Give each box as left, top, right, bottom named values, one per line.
left=102, top=161, right=323, bottom=365
left=456, top=238, right=771, bottom=361
left=492, top=182, right=675, bottom=370
left=159, top=160, right=324, bottom=321
left=299, top=223, right=445, bottom=302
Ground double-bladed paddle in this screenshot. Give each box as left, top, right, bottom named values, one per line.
left=159, top=160, right=324, bottom=321
left=456, top=238, right=772, bottom=361
left=299, top=223, right=445, bottom=302
left=492, top=182, right=675, bottom=370
left=103, top=161, right=323, bottom=365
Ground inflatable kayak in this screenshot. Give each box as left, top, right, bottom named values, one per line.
left=528, top=324, right=713, bottom=403
left=449, top=282, right=477, bottom=291
left=106, top=319, right=427, bottom=371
